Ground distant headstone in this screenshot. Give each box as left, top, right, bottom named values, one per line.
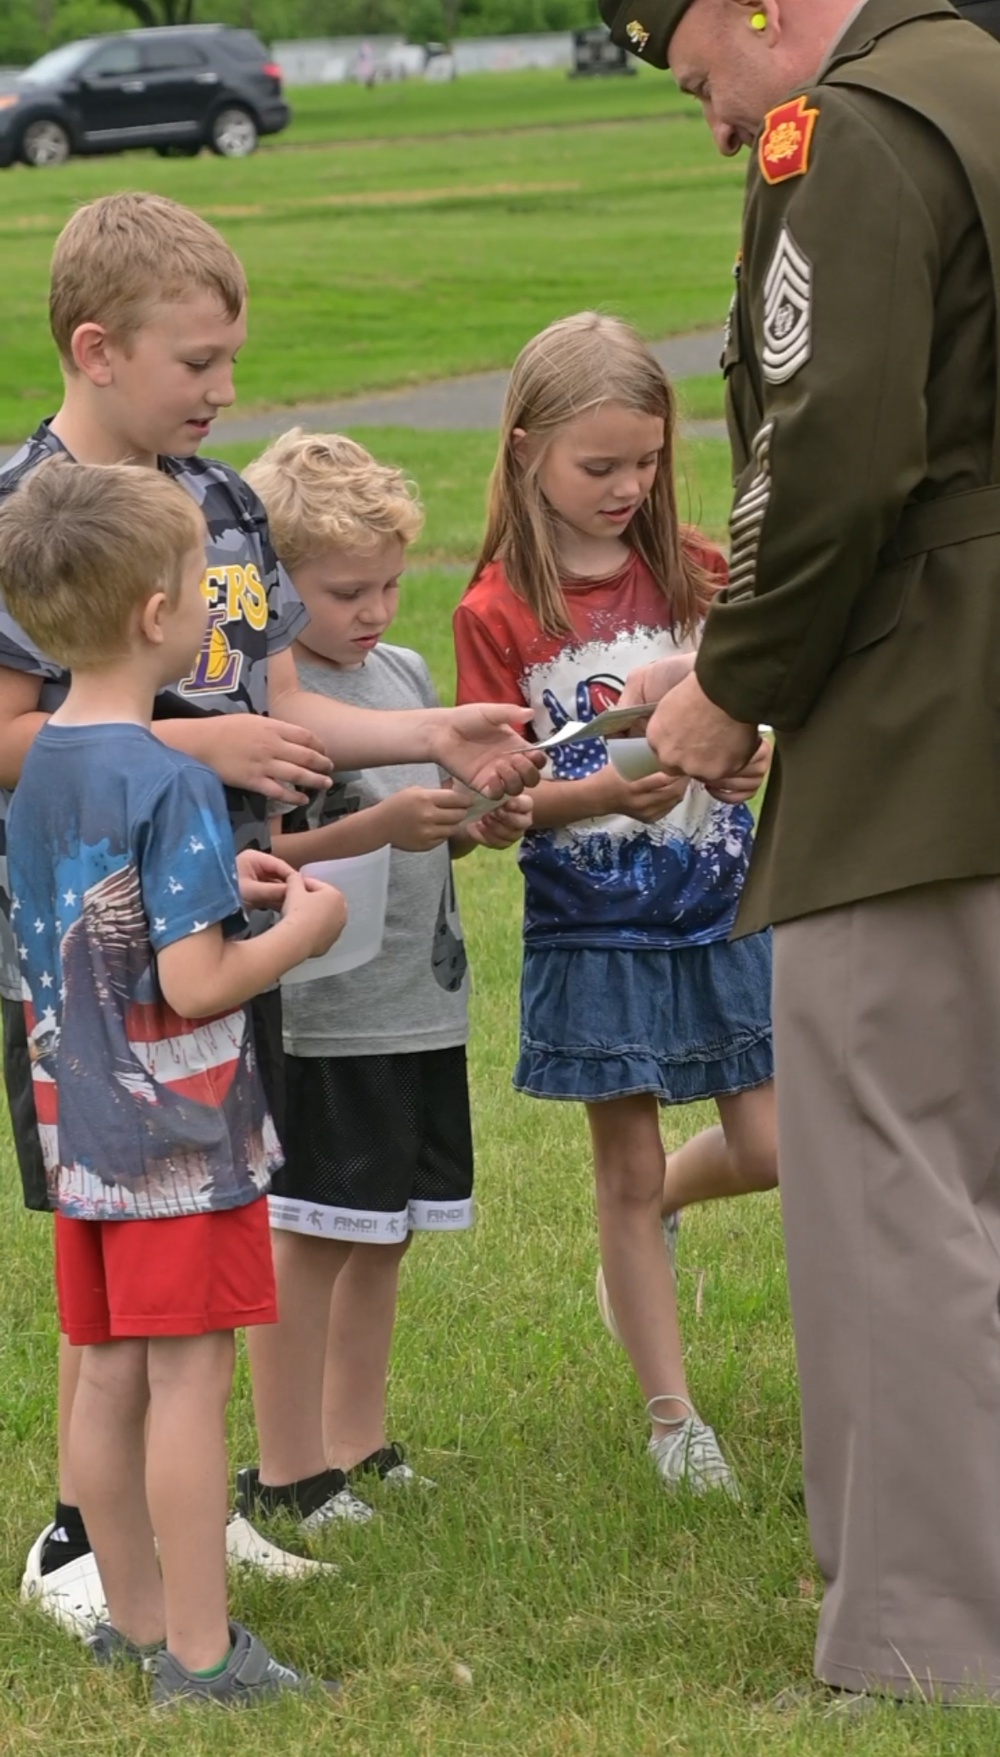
left=570, top=26, right=636, bottom=76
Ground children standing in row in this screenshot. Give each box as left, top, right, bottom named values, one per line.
left=0, top=460, right=345, bottom=1704
left=454, top=313, right=777, bottom=1496
left=0, top=189, right=539, bottom=1639
left=235, top=430, right=529, bottom=1527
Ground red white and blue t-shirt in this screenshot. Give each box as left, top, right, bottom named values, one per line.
left=7, top=723, right=281, bottom=1220
left=453, top=546, right=755, bottom=950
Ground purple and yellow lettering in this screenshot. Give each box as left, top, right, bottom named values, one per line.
left=179, top=605, right=243, bottom=696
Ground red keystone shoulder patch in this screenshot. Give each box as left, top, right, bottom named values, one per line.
left=759, top=95, right=819, bottom=186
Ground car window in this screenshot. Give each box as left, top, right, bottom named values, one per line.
left=21, top=40, right=93, bottom=84
left=141, top=39, right=208, bottom=72
left=221, top=30, right=269, bottom=62
left=81, top=41, right=142, bottom=79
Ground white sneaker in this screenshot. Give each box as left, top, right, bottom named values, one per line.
left=225, top=1515, right=338, bottom=1577
left=381, top=1461, right=437, bottom=1489
left=299, top=1485, right=374, bottom=1531
left=647, top=1399, right=740, bottom=1500
left=235, top=1464, right=374, bottom=1533
left=352, top=1443, right=436, bottom=1490
left=595, top=1211, right=682, bottom=1345
left=20, top=1525, right=108, bottom=1636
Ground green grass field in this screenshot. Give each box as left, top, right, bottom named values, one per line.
left=0, top=70, right=741, bottom=442
left=0, top=68, right=987, bottom=1757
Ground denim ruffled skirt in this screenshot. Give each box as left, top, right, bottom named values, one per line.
left=514, top=932, right=773, bottom=1106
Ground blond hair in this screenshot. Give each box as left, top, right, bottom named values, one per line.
left=244, top=428, right=423, bottom=571
left=473, top=312, right=710, bottom=638
left=50, top=192, right=246, bottom=365
left=0, top=459, right=205, bottom=668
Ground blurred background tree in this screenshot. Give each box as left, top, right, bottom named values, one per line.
left=0, top=0, right=601, bottom=63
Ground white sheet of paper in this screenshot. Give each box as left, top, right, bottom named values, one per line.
left=535, top=703, right=656, bottom=752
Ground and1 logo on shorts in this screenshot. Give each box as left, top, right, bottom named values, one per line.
left=7, top=724, right=281, bottom=1220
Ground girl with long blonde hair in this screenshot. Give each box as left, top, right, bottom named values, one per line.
left=454, top=314, right=776, bottom=1495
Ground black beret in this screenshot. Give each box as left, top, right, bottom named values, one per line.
left=598, top=0, right=695, bottom=68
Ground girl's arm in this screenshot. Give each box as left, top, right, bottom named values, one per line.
left=531, top=769, right=689, bottom=830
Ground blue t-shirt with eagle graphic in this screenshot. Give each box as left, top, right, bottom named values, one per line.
left=8, top=723, right=281, bottom=1220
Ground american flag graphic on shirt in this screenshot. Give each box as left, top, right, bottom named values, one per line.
left=8, top=725, right=280, bottom=1220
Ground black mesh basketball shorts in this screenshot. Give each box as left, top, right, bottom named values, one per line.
left=269, top=1047, right=474, bottom=1243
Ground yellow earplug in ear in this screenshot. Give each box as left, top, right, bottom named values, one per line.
left=749, top=10, right=767, bottom=28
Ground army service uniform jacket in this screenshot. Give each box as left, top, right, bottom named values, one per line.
left=696, top=0, right=1000, bottom=933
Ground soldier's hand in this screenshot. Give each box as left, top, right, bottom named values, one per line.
left=647, top=674, right=759, bottom=783
left=706, top=738, right=772, bottom=804
left=618, top=653, right=697, bottom=714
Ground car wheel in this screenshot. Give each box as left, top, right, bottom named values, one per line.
left=20, top=119, right=71, bottom=167
left=208, top=107, right=258, bottom=158
left=155, top=143, right=201, bottom=158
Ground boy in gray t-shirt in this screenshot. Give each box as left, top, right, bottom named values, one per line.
left=235, top=432, right=531, bottom=1528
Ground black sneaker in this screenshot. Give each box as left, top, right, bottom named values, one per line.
left=149, top=1620, right=338, bottom=1708
left=235, top=1465, right=373, bottom=1532
left=349, top=1443, right=436, bottom=1489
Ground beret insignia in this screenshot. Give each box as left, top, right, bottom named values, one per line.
left=625, top=19, right=651, bottom=48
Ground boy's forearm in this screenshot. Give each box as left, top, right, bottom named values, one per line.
left=158, top=919, right=309, bottom=1019
left=153, top=718, right=225, bottom=766
left=273, top=801, right=393, bottom=869
left=271, top=682, right=439, bottom=769
left=0, top=710, right=50, bottom=789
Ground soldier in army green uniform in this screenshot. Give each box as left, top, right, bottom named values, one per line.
left=603, top=0, right=1000, bottom=1707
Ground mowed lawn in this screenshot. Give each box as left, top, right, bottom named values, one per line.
left=0, top=72, right=983, bottom=1757
left=0, top=70, right=741, bottom=442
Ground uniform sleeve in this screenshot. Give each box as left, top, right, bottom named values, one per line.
left=453, top=597, right=526, bottom=708
left=139, top=765, right=244, bottom=953
left=696, top=88, right=940, bottom=730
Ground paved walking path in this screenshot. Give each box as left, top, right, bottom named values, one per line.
left=210, top=330, right=726, bottom=444
left=0, top=331, right=726, bottom=463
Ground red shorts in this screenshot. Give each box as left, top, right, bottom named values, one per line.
left=54, top=1199, right=277, bottom=1346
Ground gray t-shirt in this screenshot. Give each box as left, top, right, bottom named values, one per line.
left=281, top=643, right=469, bottom=1058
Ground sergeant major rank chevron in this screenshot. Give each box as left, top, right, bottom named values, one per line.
left=762, top=223, right=812, bottom=385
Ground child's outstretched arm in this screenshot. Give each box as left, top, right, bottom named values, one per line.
left=273, top=786, right=470, bottom=869
left=267, top=648, right=541, bottom=800
left=0, top=666, right=335, bottom=812
left=158, top=871, right=346, bottom=1019
left=451, top=793, right=534, bottom=858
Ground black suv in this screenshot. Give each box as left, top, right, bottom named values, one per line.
left=0, top=26, right=290, bottom=168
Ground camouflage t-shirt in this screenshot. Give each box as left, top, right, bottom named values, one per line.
left=0, top=421, right=308, bottom=999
